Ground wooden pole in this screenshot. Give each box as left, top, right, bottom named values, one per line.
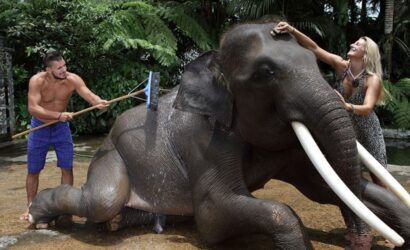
left=12, top=89, right=145, bottom=139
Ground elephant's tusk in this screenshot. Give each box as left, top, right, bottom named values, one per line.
left=291, top=121, right=404, bottom=247
left=357, top=141, right=410, bottom=208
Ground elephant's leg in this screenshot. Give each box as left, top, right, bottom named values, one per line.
left=190, top=132, right=312, bottom=249
left=361, top=179, right=410, bottom=250
left=194, top=192, right=311, bottom=249
left=283, top=174, right=375, bottom=248
left=29, top=142, right=130, bottom=226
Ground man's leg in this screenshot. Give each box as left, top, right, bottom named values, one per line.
left=20, top=172, right=40, bottom=220
left=61, top=168, right=73, bottom=185
left=23, top=117, right=50, bottom=221
left=53, top=121, right=73, bottom=186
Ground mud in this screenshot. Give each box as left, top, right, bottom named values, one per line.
left=0, top=161, right=407, bottom=249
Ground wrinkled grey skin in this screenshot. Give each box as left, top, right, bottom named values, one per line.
left=29, top=22, right=410, bottom=249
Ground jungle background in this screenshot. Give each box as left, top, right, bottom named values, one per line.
left=0, top=0, right=409, bottom=135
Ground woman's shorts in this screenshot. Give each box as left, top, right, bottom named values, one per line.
left=27, top=117, right=73, bottom=174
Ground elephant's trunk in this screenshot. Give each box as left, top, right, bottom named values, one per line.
left=288, top=85, right=404, bottom=246
left=306, top=96, right=360, bottom=191
left=282, top=78, right=359, bottom=187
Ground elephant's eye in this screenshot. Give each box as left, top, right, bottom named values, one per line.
left=252, top=66, right=275, bottom=80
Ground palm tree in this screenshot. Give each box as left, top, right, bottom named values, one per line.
left=384, top=0, right=394, bottom=79
left=98, top=1, right=213, bottom=67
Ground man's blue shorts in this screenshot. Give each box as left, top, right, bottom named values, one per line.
left=27, top=117, right=73, bottom=174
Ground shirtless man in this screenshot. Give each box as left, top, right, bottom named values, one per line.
left=20, top=51, right=108, bottom=221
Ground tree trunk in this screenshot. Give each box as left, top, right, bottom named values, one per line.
left=349, top=0, right=357, bottom=23
left=360, top=0, right=367, bottom=24
left=384, top=0, right=394, bottom=80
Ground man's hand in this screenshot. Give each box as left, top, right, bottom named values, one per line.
left=95, top=99, right=109, bottom=110
left=58, top=112, right=74, bottom=122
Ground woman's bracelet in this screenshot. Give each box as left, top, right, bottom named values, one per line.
left=349, top=104, right=355, bottom=114
left=290, top=27, right=295, bottom=34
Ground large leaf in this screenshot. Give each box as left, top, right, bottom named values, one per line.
left=156, top=4, right=212, bottom=50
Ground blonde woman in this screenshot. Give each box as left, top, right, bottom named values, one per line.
left=274, top=22, right=387, bottom=187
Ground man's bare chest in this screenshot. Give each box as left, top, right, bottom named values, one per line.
left=40, top=81, right=74, bottom=103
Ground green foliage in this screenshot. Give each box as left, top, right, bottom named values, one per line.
left=227, top=0, right=284, bottom=20
left=156, top=3, right=213, bottom=51
left=379, top=79, right=410, bottom=129
left=0, top=0, right=213, bottom=135
left=1, top=0, right=410, bottom=134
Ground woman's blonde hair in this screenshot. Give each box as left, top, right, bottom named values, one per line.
left=361, top=36, right=388, bottom=105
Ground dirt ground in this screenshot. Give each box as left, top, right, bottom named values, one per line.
left=0, top=161, right=407, bottom=249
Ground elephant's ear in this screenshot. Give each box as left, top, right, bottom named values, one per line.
left=173, top=50, right=233, bottom=128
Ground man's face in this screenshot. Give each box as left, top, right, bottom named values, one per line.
left=47, top=59, right=67, bottom=80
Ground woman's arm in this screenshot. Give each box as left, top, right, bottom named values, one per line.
left=274, top=22, right=348, bottom=74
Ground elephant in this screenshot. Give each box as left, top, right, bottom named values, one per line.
left=28, top=21, right=410, bottom=249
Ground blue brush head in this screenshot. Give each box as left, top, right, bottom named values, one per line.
left=144, top=71, right=160, bottom=110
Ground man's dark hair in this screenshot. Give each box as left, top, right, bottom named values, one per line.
left=43, top=51, right=63, bottom=69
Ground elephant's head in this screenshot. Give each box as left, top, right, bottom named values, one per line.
left=175, top=22, right=357, bottom=178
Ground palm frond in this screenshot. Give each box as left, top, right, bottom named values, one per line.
left=392, top=101, right=410, bottom=129
left=382, top=80, right=410, bottom=129
left=227, top=0, right=282, bottom=20
left=393, top=37, right=410, bottom=58
left=96, top=2, right=180, bottom=66
left=384, top=80, right=407, bottom=103
left=294, top=21, right=326, bottom=38
left=395, top=78, right=410, bottom=96
left=156, top=5, right=212, bottom=50
left=122, top=1, right=154, bottom=12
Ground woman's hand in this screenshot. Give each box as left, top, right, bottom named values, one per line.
left=334, top=90, right=346, bottom=104
left=335, top=90, right=355, bottom=112
left=274, top=21, right=295, bottom=34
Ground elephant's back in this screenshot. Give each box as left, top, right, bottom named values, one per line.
left=112, top=86, right=179, bottom=130
left=107, top=85, right=194, bottom=215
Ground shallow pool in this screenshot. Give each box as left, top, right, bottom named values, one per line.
left=386, top=138, right=410, bottom=165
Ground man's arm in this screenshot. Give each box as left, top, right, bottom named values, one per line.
left=71, top=73, right=108, bottom=109
left=28, top=75, right=61, bottom=120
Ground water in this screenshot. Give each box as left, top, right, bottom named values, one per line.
left=1, top=135, right=409, bottom=167
left=0, top=134, right=106, bottom=167
left=385, top=139, right=410, bottom=166
left=0, top=230, right=70, bottom=249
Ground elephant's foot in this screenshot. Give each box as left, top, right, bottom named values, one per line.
left=32, top=215, right=72, bottom=229
left=345, top=232, right=372, bottom=250
left=106, top=213, right=123, bottom=232
left=35, top=222, right=49, bottom=229
left=29, top=213, right=53, bottom=230
left=55, top=215, right=73, bottom=228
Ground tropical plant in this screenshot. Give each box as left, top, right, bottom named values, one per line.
left=0, top=0, right=213, bottom=135
left=379, top=78, right=410, bottom=129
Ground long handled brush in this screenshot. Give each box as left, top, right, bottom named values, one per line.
left=12, top=72, right=160, bottom=139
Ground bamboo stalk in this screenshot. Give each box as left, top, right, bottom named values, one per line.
left=12, top=89, right=145, bottom=139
